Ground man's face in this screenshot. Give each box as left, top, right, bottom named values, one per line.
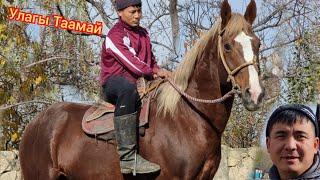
left=118, top=6, right=142, bottom=27
left=266, top=119, right=319, bottom=178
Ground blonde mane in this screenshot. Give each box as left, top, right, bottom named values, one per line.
left=156, top=14, right=248, bottom=116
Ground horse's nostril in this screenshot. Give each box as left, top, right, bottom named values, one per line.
left=245, top=88, right=250, bottom=95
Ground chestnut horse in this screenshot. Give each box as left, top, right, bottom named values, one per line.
left=19, top=0, right=264, bottom=179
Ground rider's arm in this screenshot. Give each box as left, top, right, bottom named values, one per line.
left=105, top=31, right=153, bottom=77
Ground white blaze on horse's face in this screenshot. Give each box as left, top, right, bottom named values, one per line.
left=234, top=31, right=262, bottom=104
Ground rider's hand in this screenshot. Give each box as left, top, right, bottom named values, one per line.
left=154, top=68, right=172, bottom=79
left=153, top=73, right=158, bottom=79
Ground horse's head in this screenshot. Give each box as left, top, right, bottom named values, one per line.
left=219, top=0, right=264, bottom=111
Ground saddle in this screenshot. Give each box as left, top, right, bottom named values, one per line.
left=82, top=78, right=163, bottom=141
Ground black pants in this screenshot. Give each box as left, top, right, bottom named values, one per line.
left=102, top=76, right=140, bottom=117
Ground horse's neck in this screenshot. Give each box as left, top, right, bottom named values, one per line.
left=183, top=38, right=233, bottom=133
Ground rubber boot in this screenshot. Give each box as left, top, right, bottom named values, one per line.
left=113, top=112, right=160, bottom=175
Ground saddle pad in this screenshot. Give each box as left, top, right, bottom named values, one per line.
left=82, top=95, right=151, bottom=135
left=85, top=102, right=115, bottom=122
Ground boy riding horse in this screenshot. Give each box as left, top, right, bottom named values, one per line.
left=99, top=0, right=171, bottom=175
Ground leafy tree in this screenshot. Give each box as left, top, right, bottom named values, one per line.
left=0, top=0, right=46, bottom=150
left=0, top=0, right=98, bottom=150
left=286, top=30, right=320, bottom=103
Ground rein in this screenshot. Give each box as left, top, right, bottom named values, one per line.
left=142, top=78, right=236, bottom=104
left=167, top=79, right=236, bottom=104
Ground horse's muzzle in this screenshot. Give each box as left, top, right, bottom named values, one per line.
left=242, top=86, right=265, bottom=111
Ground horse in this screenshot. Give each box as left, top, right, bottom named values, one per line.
left=19, top=0, right=264, bottom=179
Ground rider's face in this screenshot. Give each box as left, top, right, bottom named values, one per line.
left=118, top=6, right=142, bottom=27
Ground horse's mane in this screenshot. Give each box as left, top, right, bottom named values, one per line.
left=157, top=14, right=250, bottom=116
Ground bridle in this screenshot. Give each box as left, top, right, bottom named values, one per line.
left=146, top=27, right=259, bottom=104
left=218, top=28, right=258, bottom=92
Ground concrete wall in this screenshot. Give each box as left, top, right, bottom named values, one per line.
left=0, top=150, right=21, bottom=180
left=214, top=145, right=268, bottom=180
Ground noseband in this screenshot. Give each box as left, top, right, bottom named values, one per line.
left=218, top=29, right=257, bottom=92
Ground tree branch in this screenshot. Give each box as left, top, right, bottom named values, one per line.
left=25, top=57, right=77, bottom=68
left=254, top=0, right=294, bottom=29
left=151, top=40, right=174, bottom=52
left=146, top=0, right=173, bottom=51
left=147, top=12, right=170, bottom=29
left=169, top=0, right=180, bottom=56
left=84, top=0, right=114, bottom=29
left=55, top=3, right=106, bottom=38
left=0, top=52, right=9, bottom=61
left=0, top=100, right=52, bottom=110
left=254, top=11, right=283, bottom=32
left=260, top=37, right=300, bottom=53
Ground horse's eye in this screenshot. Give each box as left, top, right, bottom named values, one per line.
left=224, top=44, right=232, bottom=52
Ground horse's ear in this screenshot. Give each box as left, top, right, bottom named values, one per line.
left=244, top=0, right=257, bottom=25
left=220, top=0, right=231, bottom=29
